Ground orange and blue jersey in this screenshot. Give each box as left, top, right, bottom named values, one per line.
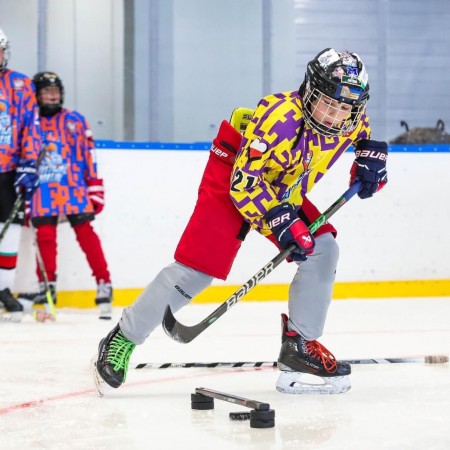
left=0, top=68, right=41, bottom=172
left=230, top=91, right=371, bottom=234
left=31, top=109, right=99, bottom=217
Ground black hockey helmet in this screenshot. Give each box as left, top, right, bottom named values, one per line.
left=32, top=71, right=65, bottom=117
left=299, top=48, right=370, bottom=136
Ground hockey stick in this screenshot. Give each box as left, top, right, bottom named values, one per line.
left=0, top=195, right=24, bottom=245
left=134, top=355, right=449, bottom=369
left=32, top=226, right=56, bottom=321
left=162, top=181, right=363, bottom=343
left=195, top=387, right=270, bottom=411
left=0, top=147, right=48, bottom=245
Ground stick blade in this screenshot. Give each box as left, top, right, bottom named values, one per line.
left=162, top=305, right=196, bottom=344
left=424, top=355, right=449, bottom=364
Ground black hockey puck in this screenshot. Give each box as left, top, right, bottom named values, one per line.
left=191, top=393, right=214, bottom=410
left=250, top=408, right=275, bottom=428
left=229, top=411, right=251, bottom=421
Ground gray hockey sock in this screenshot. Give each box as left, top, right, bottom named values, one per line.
left=288, top=233, right=339, bottom=340
left=120, top=262, right=213, bottom=344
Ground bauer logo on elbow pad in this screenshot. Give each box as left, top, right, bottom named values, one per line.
left=248, top=139, right=268, bottom=161
left=211, top=145, right=231, bottom=159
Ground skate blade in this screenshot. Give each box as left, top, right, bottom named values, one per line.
left=0, top=311, right=22, bottom=323
left=276, top=371, right=351, bottom=395
left=98, top=304, right=112, bottom=320
left=18, top=299, right=34, bottom=315
left=91, top=355, right=110, bottom=398
left=98, top=313, right=112, bottom=320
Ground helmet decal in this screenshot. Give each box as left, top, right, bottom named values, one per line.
left=317, top=49, right=340, bottom=68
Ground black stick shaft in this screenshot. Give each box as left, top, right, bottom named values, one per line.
left=134, top=355, right=449, bottom=369
left=162, top=182, right=363, bottom=343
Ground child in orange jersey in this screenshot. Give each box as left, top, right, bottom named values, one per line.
left=18, top=72, right=113, bottom=320
left=0, top=27, right=41, bottom=322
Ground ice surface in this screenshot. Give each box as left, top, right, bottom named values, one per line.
left=1, top=298, right=449, bottom=450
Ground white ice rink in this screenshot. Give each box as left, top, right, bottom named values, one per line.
left=1, top=297, right=449, bottom=450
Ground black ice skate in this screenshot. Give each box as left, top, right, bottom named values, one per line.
left=91, top=324, right=136, bottom=397
left=18, top=282, right=57, bottom=307
left=0, top=288, right=23, bottom=322
left=17, top=282, right=57, bottom=321
left=277, top=313, right=351, bottom=394
left=33, top=282, right=57, bottom=306
left=17, top=291, right=41, bottom=314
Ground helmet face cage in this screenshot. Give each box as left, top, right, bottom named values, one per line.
left=33, top=72, right=65, bottom=114
left=301, top=48, right=369, bottom=137
left=0, top=28, right=10, bottom=71
left=303, top=85, right=367, bottom=137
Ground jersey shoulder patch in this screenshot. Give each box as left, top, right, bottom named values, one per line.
left=248, top=139, right=268, bottom=161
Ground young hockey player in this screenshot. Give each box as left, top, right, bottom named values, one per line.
left=92, top=48, right=388, bottom=394
left=0, top=27, right=41, bottom=322
left=17, top=72, right=113, bottom=320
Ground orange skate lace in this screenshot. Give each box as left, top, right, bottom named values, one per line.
left=304, top=340, right=337, bottom=373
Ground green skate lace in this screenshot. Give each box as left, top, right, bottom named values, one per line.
left=106, top=332, right=136, bottom=381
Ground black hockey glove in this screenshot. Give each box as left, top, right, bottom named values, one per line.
left=350, top=139, right=388, bottom=199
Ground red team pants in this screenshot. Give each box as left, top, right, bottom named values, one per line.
left=175, top=122, right=336, bottom=280
left=33, top=216, right=110, bottom=284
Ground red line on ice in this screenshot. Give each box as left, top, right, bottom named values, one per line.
left=0, top=368, right=260, bottom=416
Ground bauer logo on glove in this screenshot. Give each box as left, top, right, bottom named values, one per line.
left=264, top=203, right=315, bottom=261
left=266, top=210, right=291, bottom=229
left=350, top=139, right=388, bottom=199
left=354, top=148, right=388, bottom=161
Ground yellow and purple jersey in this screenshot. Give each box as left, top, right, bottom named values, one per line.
left=230, top=91, right=371, bottom=234
left=31, top=109, right=98, bottom=217
left=0, top=69, right=41, bottom=172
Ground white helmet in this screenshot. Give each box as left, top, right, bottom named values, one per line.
left=0, top=27, right=10, bottom=71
